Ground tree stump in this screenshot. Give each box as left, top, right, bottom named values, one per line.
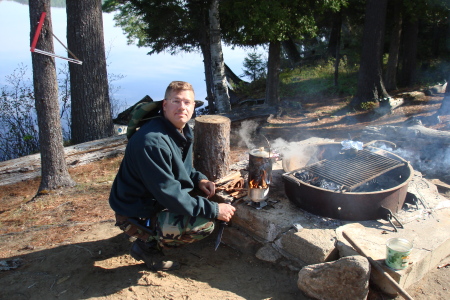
left=194, top=115, right=231, bottom=181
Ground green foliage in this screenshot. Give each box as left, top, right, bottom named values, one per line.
left=241, top=52, right=267, bottom=81
left=231, top=55, right=359, bottom=107
left=416, top=59, right=450, bottom=87
left=220, top=0, right=348, bottom=46
left=279, top=58, right=358, bottom=101
left=102, top=0, right=207, bottom=55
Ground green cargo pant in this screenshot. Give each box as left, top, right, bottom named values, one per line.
left=150, top=211, right=215, bottom=248
left=116, top=210, right=215, bottom=249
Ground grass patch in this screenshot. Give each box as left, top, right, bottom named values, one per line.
left=280, top=58, right=358, bottom=101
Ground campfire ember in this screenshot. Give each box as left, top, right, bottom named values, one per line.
left=249, top=170, right=268, bottom=189
left=248, top=147, right=273, bottom=202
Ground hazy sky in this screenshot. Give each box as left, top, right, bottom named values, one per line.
left=0, top=0, right=264, bottom=108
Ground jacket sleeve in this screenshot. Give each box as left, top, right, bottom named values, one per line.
left=132, top=137, right=218, bottom=219
left=189, top=166, right=208, bottom=187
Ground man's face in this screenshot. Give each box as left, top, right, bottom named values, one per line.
left=163, top=89, right=195, bottom=129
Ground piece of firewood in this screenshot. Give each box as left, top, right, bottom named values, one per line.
left=215, top=171, right=243, bottom=186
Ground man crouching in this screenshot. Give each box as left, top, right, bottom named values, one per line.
left=109, top=81, right=235, bottom=271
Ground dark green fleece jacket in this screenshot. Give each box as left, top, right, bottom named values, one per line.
left=109, top=116, right=219, bottom=219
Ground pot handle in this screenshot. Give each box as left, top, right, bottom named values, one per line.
left=262, top=134, right=271, bottom=158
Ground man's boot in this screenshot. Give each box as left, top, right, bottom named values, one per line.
left=130, top=239, right=180, bottom=271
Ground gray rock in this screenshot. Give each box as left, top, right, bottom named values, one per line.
left=297, top=255, right=370, bottom=300
left=255, top=244, right=282, bottom=263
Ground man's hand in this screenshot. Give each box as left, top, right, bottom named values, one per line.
left=217, top=203, right=236, bottom=222
left=198, top=179, right=215, bottom=198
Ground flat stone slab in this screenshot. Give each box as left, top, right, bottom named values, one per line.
left=336, top=207, right=450, bottom=295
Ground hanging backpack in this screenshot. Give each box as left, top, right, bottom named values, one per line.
left=126, top=100, right=163, bottom=139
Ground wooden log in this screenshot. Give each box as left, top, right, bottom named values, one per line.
left=215, top=170, right=242, bottom=186
left=193, top=115, right=231, bottom=181
left=0, top=134, right=127, bottom=187
left=362, top=124, right=450, bottom=145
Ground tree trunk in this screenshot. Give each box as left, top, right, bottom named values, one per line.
left=265, top=40, right=281, bottom=106
left=384, top=0, right=403, bottom=91
left=29, top=0, right=75, bottom=191
left=331, top=11, right=342, bottom=86
left=209, top=0, right=230, bottom=114
left=351, top=0, right=390, bottom=107
left=200, top=31, right=215, bottom=113
left=327, top=11, right=342, bottom=59
left=66, top=0, right=114, bottom=144
left=399, top=19, right=419, bottom=87
left=281, top=37, right=301, bottom=66
left=193, top=115, right=231, bottom=181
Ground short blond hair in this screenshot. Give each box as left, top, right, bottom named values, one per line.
left=164, top=81, right=195, bottom=99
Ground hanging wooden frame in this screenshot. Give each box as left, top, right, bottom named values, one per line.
left=30, top=12, right=83, bottom=65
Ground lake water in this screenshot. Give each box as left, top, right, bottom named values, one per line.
left=0, top=0, right=261, bottom=109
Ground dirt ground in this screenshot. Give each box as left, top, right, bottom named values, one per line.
left=1, top=93, right=450, bottom=300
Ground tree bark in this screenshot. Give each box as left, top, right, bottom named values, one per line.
left=399, top=19, right=419, bottom=87
left=327, top=11, right=342, bottom=59
left=351, top=0, right=390, bottom=107
left=66, top=0, right=114, bottom=144
left=200, top=40, right=215, bottom=113
left=29, top=0, right=75, bottom=191
left=209, top=0, right=230, bottom=114
left=265, top=40, right=281, bottom=106
left=193, top=115, right=231, bottom=182
left=331, top=11, right=342, bottom=87
left=282, top=37, right=301, bottom=66
left=384, top=0, right=403, bottom=91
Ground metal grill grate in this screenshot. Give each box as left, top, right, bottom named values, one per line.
left=298, top=150, right=406, bottom=191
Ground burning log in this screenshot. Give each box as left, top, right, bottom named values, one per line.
left=248, top=148, right=272, bottom=188
left=248, top=147, right=273, bottom=202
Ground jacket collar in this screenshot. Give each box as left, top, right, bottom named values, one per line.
left=160, top=114, right=193, bottom=143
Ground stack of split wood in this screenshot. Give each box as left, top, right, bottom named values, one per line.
left=215, top=171, right=247, bottom=200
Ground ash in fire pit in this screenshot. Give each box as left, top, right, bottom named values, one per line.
left=293, top=170, right=344, bottom=192
left=293, top=166, right=404, bottom=193
left=291, top=149, right=407, bottom=192
left=282, top=143, right=414, bottom=221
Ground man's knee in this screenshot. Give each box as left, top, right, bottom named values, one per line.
left=157, top=215, right=215, bottom=247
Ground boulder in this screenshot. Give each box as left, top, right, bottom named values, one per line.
left=297, top=255, right=370, bottom=300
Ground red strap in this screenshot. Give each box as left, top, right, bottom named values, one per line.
left=30, top=12, right=46, bottom=52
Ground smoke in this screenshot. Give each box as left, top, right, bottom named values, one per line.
left=237, top=120, right=259, bottom=149
left=270, top=137, right=332, bottom=171
left=374, top=144, right=450, bottom=180
left=235, top=118, right=336, bottom=171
